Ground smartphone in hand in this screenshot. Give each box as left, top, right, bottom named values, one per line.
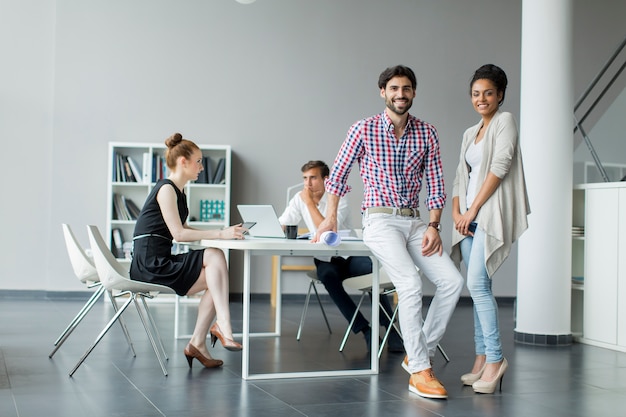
left=242, top=221, right=256, bottom=235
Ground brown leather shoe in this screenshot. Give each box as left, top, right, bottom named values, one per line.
left=210, top=322, right=243, bottom=351
left=184, top=343, right=223, bottom=369
left=409, top=368, right=448, bottom=399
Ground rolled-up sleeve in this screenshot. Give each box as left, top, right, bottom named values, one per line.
left=325, top=122, right=363, bottom=197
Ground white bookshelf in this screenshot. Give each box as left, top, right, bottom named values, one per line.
left=106, top=142, right=231, bottom=259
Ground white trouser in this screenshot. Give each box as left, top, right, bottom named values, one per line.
left=362, top=212, right=463, bottom=373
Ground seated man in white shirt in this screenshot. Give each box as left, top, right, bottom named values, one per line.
left=278, top=160, right=403, bottom=352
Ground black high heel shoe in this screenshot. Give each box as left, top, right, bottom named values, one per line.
left=183, top=343, right=223, bottom=368
left=210, top=322, right=243, bottom=351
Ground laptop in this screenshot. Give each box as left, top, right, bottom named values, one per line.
left=237, top=204, right=286, bottom=238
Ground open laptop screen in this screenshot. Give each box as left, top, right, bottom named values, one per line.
left=237, top=205, right=286, bottom=238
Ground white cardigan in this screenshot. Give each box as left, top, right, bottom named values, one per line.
left=451, top=111, right=531, bottom=277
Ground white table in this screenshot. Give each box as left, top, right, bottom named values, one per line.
left=199, top=237, right=380, bottom=380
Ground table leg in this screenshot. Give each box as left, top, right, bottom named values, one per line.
left=275, top=255, right=282, bottom=336
left=370, top=256, right=379, bottom=373
left=242, top=249, right=251, bottom=379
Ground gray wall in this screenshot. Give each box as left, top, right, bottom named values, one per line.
left=1, top=0, right=624, bottom=297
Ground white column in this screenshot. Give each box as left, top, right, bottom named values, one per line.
left=515, top=0, right=573, bottom=345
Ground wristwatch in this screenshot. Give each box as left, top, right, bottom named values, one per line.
left=428, top=222, right=442, bottom=232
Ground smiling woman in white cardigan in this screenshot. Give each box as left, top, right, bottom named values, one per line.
left=451, top=64, right=531, bottom=395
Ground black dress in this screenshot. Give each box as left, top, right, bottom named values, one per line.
left=129, top=179, right=204, bottom=296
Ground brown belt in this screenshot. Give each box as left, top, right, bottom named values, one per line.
left=366, top=207, right=420, bottom=217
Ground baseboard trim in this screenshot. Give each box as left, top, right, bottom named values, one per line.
left=0, top=290, right=516, bottom=307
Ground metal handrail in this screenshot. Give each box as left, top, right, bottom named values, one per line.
left=573, top=115, right=610, bottom=183
left=573, top=35, right=626, bottom=182
left=574, top=35, right=626, bottom=113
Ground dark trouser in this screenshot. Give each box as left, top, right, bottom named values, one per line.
left=314, top=256, right=395, bottom=334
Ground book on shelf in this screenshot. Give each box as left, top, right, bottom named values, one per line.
left=113, top=193, right=143, bottom=220
left=127, top=156, right=142, bottom=183
left=152, top=153, right=167, bottom=182
left=124, top=197, right=142, bottom=219
left=113, top=193, right=126, bottom=220
left=123, top=156, right=138, bottom=182
left=194, top=155, right=215, bottom=184
left=113, top=193, right=133, bottom=220
left=111, top=228, right=125, bottom=258
left=213, top=157, right=225, bottom=184
left=112, top=150, right=119, bottom=182
left=112, top=152, right=143, bottom=183
left=115, top=152, right=124, bottom=181
left=205, top=156, right=214, bottom=183
left=195, top=156, right=208, bottom=183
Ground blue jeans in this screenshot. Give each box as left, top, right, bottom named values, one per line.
left=314, top=256, right=395, bottom=334
left=460, top=225, right=503, bottom=363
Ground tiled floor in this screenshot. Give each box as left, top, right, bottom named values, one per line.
left=1, top=294, right=626, bottom=417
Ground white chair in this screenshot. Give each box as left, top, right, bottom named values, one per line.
left=49, top=224, right=134, bottom=358
left=340, top=266, right=450, bottom=362
left=339, top=267, right=401, bottom=358
left=69, top=225, right=176, bottom=377
left=273, top=183, right=334, bottom=340
left=296, top=270, right=333, bottom=340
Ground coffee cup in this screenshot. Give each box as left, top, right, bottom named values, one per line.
left=285, top=225, right=298, bottom=239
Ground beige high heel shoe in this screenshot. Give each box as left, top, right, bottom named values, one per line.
left=461, top=362, right=486, bottom=385
left=472, top=358, right=508, bottom=394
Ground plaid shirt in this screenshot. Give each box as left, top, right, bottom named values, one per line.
left=326, top=111, right=447, bottom=212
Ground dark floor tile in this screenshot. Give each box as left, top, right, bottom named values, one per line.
left=1, top=297, right=626, bottom=417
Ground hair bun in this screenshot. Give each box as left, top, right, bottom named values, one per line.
left=165, top=132, right=183, bottom=148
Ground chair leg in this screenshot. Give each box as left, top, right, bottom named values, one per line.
left=339, top=292, right=367, bottom=352
left=437, top=343, right=450, bottom=362
left=311, top=281, right=332, bottom=335
left=378, top=302, right=401, bottom=358
left=69, top=292, right=134, bottom=377
left=296, top=281, right=315, bottom=341
left=49, top=284, right=106, bottom=358
left=134, top=295, right=168, bottom=376
left=138, top=295, right=169, bottom=361
left=174, top=295, right=182, bottom=339
left=107, top=290, right=136, bottom=356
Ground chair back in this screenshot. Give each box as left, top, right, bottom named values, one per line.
left=342, top=266, right=396, bottom=292
left=87, top=225, right=176, bottom=295
left=86, top=225, right=136, bottom=291
left=62, top=224, right=99, bottom=284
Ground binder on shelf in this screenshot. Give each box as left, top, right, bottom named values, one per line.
left=213, top=157, right=225, bottom=184
left=142, top=152, right=151, bottom=183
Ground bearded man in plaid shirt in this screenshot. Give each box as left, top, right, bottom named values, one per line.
left=314, top=65, right=463, bottom=399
